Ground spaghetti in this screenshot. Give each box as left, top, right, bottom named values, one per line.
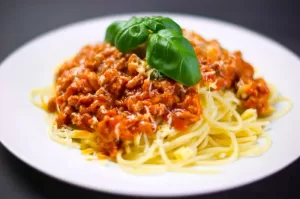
left=30, top=29, right=292, bottom=174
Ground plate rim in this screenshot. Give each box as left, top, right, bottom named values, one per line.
left=0, top=12, right=300, bottom=197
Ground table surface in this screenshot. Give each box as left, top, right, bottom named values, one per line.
left=1, top=0, right=300, bottom=198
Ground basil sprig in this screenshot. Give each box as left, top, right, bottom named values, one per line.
left=105, top=16, right=201, bottom=86
left=105, top=20, right=127, bottom=44
left=147, top=29, right=200, bottom=86
left=114, top=18, right=149, bottom=52
left=143, top=16, right=182, bottom=34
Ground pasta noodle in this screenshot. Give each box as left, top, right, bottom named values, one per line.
left=29, top=27, right=292, bottom=175
left=30, top=82, right=291, bottom=174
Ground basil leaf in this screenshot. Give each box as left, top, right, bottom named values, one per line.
left=105, top=20, right=127, bottom=45
left=144, top=16, right=182, bottom=34
left=146, top=29, right=201, bottom=86
left=114, top=17, right=149, bottom=52
left=105, top=16, right=182, bottom=53
left=153, top=17, right=182, bottom=34
left=143, top=17, right=166, bottom=33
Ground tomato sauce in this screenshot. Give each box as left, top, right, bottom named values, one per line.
left=48, top=31, right=270, bottom=157
left=185, top=30, right=270, bottom=114
left=49, top=43, right=201, bottom=157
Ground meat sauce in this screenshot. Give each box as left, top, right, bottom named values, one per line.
left=47, top=31, right=270, bottom=157
left=48, top=43, right=201, bottom=156
left=185, top=31, right=270, bottom=114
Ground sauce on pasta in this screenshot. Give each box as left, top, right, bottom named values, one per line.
left=46, top=30, right=271, bottom=158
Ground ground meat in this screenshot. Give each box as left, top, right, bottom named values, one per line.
left=185, top=30, right=270, bottom=114
left=51, top=43, right=201, bottom=157
left=50, top=30, right=270, bottom=157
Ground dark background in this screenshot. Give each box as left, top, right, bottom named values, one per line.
left=0, top=0, right=300, bottom=198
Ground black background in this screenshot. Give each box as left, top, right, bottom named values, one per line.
left=0, top=0, right=300, bottom=198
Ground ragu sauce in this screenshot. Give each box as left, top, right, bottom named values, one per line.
left=47, top=31, right=270, bottom=157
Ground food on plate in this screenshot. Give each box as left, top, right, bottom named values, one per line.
left=31, top=16, right=291, bottom=174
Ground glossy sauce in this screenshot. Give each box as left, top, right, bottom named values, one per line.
left=185, top=30, right=270, bottom=114
left=48, top=31, right=270, bottom=157
left=48, top=43, right=201, bottom=157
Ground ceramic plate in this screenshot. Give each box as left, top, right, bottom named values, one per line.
left=0, top=13, right=300, bottom=197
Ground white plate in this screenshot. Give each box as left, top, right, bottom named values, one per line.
left=0, top=13, right=300, bottom=197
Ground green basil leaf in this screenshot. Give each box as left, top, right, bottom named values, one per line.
left=146, top=29, right=201, bottom=86
left=153, top=17, right=182, bottom=34
left=114, top=17, right=149, bottom=52
left=143, top=17, right=166, bottom=33
left=144, top=16, right=182, bottom=34
left=105, top=20, right=127, bottom=45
